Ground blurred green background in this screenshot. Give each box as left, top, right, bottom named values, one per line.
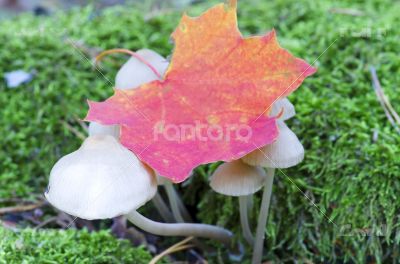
left=0, top=0, right=399, bottom=263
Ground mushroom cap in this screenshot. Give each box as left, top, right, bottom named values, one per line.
left=115, top=49, right=169, bottom=90
left=88, top=122, right=120, bottom=139
left=270, top=98, right=295, bottom=121
left=242, top=121, right=304, bottom=168
left=210, top=159, right=266, bottom=196
left=88, top=49, right=169, bottom=138
left=45, top=135, right=157, bottom=220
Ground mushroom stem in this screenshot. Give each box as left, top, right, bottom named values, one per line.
left=163, top=181, right=185, bottom=223
left=126, top=210, right=233, bottom=247
left=239, top=195, right=254, bottom=246
left=247, top=194, right=254, bottom=212
left=151, top=192, right=175, bottom=223
left=252, top=168, right=275, bottom=264
left=175, top=189, right=193, bottom=222
left=164, top=181, right=213, bottom=252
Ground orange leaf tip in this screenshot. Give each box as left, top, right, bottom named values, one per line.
left=85, top=1, right=315, bottom=182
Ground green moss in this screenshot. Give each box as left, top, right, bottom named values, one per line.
left=0, top=0, right=399, bottom=262
left=193, top=0, right=400, bottom=263
left=0, top=5, right=177, bottom=199
left=0, top=226, right=152, bottom=263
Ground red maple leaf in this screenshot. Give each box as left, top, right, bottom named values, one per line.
left=86, top=0, right=316, bottom=182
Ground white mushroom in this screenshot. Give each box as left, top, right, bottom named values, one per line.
left=115, top=49, right=168, bottom=90
left=242, top=121, right=304, bottom=168
left=210, top=159, right=266, bottom=246
left=269, top=98, right=295, bottom=121
left=210, top=160, right=266, bottom=197
left=240, top=99, right=305, bottom=264
left=45, top=135, right=156, bottom=220
left=45, top=135, right=233, bottom=246
left=92, top=49, right=193, bottom=227
left=89, top=49, right=168, bottom=138
left=88, top=122, right=120, bottom=139
left=252, top=168, right=275, bottom=264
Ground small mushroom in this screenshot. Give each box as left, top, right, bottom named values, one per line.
left=115, top=49, right=168, bottom=90
left=240, top=99, right=304, bottom=264
left=114, top=48, right=194, bottom=223
left=45, top=135, right=156, bottom=220
left=210, top=159, right=266, bottom=246
left=88, top=122, right=120, bottom=139
left=252, top=167, right=275, bottom=264
left=269, top=98, right=295, bottom=121
left=45, top=135, right=233, bottom=246
left=241, top=121, right=304, bottom=168
left=210, top=159, right=266, bottom=196
left=88, top=49, right=167, bottom=141
left=91, top=49, right=192, bottom=227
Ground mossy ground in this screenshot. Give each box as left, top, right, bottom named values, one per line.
left=0, top=226, right=152, bottom=263
left=0, top=0, right=399, bottom=262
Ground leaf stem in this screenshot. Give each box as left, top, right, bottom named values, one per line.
left=95, top=48, right=163, bottom=79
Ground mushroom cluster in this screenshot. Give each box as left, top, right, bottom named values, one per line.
left=210, top=97, right=304, bottom=263
left=46, top=49, right=234, bottom=251
left=45, top=48, right=305, bottom=263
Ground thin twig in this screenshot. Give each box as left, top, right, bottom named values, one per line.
left=150, top=236, right=194, bottom=264
left=382, top=95, right=400, bottom=125
left=144, top=8, right=175, bottom=21
left=74, top=115, right=89, bottom=132
left=56, top=212, right=77, bottom=229
left=370, top=66, right=400, bottom=134
left=0, top=198, right=33, bottom=204
left=61, top=120, right=86, bottom=140
left=329, top=8, right=364, bottom=16
left=150, top=245, right=194, bottom=264
left=34, top=217, right=58, bottom=229
left=0, top=194, right=43, bottom=204
left=66, top=40, right=102, bottom=59
left=0, top=201, right=45, bottom=215
left=372, top=73, right=400, bottom=125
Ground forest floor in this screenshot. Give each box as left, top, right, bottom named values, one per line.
left=0, top=0, right=399, bottom=262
